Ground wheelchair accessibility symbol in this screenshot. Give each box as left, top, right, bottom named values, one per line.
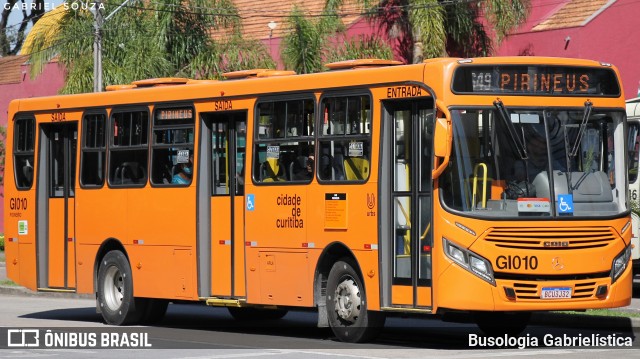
left=557, top=194, right=573, bottom=214
left=247, top=194, right=255, bottom=211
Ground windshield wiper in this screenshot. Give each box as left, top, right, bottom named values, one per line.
left=493, top=99, right=528, bottom=160
left=560, top=100, right=594, bottom=192
left=569, top=100, right=593, bottom=157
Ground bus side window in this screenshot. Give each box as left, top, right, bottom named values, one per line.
left=254, top=97, right=315, bottom=184
left=14, top=117, right=35, bottom=190
left=81, top=113, right=107, bottom=187
left=151, top=126, right=194, bottom=186
left=109, top=110, right=149, bottom=187
left=318, top=95, right=371, bottom=182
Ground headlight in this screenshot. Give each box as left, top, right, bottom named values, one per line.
left=611, top=245, right=631, bottom=283
left=443, top=238, right=495, bottom=286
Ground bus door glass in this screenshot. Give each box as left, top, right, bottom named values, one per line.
left=201, top=112, right=247, bottom=298
left=385, top=100, right=434, bottom=308
left=39, top=122, right=78, bottom=289
left=628, top=120, right=640, bottom=203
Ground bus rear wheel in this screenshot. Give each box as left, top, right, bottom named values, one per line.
left=326, top=259, right=385, bottom=343
left=97, top=250, right=144, bottom=325
left=474, top=311, right=531, bottom=336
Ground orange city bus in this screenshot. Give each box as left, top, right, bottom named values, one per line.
left=4, top=57, right=633, bottom=342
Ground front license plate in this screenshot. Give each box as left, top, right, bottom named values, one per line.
left=541, top=287, right=572, bottom=299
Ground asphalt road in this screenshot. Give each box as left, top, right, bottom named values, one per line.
left=2, top=260, right=640, bottom=357
left=0, top=294, right=639, bottom=358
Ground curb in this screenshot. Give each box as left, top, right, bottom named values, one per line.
left=0, top=284, right=93, bottom=299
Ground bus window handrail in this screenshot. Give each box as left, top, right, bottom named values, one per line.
left=472, top=163, right=488, bottom=210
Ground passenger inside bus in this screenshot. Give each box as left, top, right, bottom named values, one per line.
left=291, top=155, right=314, bottom=181
left=172, top=153, right=193, bottom=184
left=319, top=145, right=345, bottom=180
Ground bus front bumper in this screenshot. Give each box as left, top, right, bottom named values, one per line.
left=436, top=262, right=632, bottom=312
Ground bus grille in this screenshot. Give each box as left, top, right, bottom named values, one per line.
left=512, top=281, right=597, bottom=300
left=484, top=227, right=617, bottom=250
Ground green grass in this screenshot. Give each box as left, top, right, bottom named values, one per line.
left=0, top=279, right=18, bottom=287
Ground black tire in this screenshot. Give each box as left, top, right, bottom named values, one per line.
left=326, top=259, right=385, bottom=343
left=227, top=307, right=288, bottom=321
left=97, top=250, right=144, bottom=325
left=474, top=311, right=531, bottom=336
left=141, top=299, right=169, bottom=324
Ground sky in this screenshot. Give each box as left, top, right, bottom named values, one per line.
left=5, top=0, right=64, bottom=42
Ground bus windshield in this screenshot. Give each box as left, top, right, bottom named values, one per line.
left=441, top=107, right=627, bottom=218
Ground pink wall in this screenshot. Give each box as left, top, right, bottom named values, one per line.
left=0, top=61, right=65, bottom=125
left=495, top=0, right=640, bottom=99
left=263, top=17, right=384, bottom=70
left=0, top=61, right=65, bottom=233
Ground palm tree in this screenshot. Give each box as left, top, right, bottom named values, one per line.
left=281, top=1, right=393, bottom=73
left=27, top=0, right=274, bottom=94
left=281, top=5, right=326, bottom=74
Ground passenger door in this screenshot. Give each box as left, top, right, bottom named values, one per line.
left=38, top=122, right=78, bottom=289
left=383, top=100, right=434, bottom=308
left=198, top=112, right=247, bottom=297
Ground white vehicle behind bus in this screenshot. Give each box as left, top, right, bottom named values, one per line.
left=626, top=97, right=640, bottom=274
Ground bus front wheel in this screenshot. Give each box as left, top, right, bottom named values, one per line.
left=97, top=250, right=144, bottom=325
left=326, top=259, right=385, bottom=343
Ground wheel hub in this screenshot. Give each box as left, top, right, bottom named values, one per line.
left=103, top=266, right=124, bottom=311
left=333, top=278, right=361, bottom=324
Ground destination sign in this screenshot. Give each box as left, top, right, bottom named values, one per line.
left=452, top=65, right=620, bottom=96
left=156, top=108, right=193, bottom=120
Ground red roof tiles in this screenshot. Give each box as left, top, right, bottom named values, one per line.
left=532, top=0, right=613, bottom=31
left=0, top=55, right=27, bottom=85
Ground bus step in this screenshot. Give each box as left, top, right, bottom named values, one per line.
left=380, top=306, right=433, bottom=314
left=37, top=288, right=76, bottom=293
left=204, top=298, right=246, bottom=307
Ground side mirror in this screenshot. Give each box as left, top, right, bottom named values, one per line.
left=432, top=117, right=451, bottom=179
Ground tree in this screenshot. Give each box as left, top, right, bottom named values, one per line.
left=281, top=1, right=392, bottom=73
left=281, top=5, right=326, bottom=74
left=338, top=0, right=530, bottom=63
left=324, top=34, right=393, bottom=64
left=27, top=0, right=274, bottom=94
left=1, top=0, right=45, bottom=56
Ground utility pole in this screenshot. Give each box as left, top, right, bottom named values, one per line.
left=93, top=0, right=104, bottom=92
left=92, top=0, right=136, bottom=92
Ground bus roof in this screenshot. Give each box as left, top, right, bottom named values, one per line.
left=8, top=56, right=621, bottom=115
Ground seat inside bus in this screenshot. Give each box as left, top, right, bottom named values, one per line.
left=260, top=157, right=286, bottom=182
left=114, top=161, right=146, bottom=184
left=344, top=157, right=369, bottom=180
left=533, top=170, right=616, bottom=209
